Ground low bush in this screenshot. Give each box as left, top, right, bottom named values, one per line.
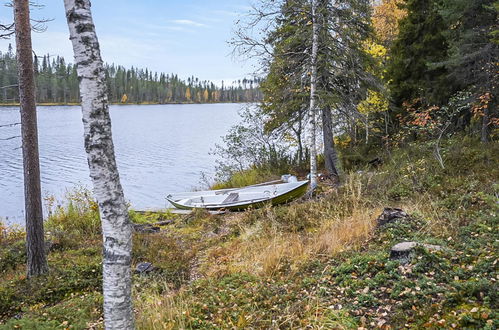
left=45, top=186, right=100, bottom=236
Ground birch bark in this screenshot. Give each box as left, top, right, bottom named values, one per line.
left=308, top=0, right=319, bottom=191
left=63, top=0, right=134, bottom=328
left=14, top=0, right=48, bottom=277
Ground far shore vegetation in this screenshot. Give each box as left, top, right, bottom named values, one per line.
left=0, top=100, right=257, bottom=107
left=0, top=44, right=262, bottom=106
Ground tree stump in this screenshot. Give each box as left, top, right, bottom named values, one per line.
left=390, top=241, right=443, bottom=264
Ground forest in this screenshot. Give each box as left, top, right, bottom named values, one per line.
left=213, top=0, right=497, bottom=182
left=0, top=0, right=497, bottom=329
left=0, top=44, right=262, bottom=104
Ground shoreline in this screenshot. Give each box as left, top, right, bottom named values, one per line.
left=0, top=101, right=255, bottom=107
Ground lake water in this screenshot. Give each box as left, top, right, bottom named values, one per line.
left=0, top=103, right=243, bottom=225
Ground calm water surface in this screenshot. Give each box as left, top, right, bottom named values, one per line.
left=0, top=104, right=242, bottom=225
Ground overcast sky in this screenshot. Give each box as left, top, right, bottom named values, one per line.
left=0, top=0, right=257, bottom=85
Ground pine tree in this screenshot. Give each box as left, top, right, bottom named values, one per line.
left=14, top=0, right=48, bottom=277
left=440, top=0, right=498, bottom=141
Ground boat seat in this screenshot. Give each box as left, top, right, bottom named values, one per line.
left=222, top=192, right=239, bottom=204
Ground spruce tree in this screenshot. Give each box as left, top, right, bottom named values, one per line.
left=387, top=0, right=449, bottom=107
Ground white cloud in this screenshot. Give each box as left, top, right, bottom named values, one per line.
left=164, top=26, right=188, bottom=32
left=170, top=19, right=207, bottom=27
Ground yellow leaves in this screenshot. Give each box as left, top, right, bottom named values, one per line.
left=372, top=0, right=407, bottom=44
left=362, top=39, right=388, bottom=77
left=334, top=135, right=351, bottom=148
left=363, top=40, right=387, bottom=59
left=357, top=90, right=389, bottom=114
left=120, top=93, right=128, bottom=103
left=185, top=87, right=191, bottom=101
left=211, top=90, right=220, bottom=102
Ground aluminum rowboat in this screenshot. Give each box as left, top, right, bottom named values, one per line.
left=167, top=180, right=308, bottom=211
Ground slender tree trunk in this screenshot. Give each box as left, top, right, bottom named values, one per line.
left=297, top=128, right=303, bottom=165
left=321, top=105, right=340, bottom=179
left=365, top=113, right=369, bottom=144
left=308, top=0, right=319, bottom=192
left=481, top=106, right=489, bottom=143
left=14, top=0, right=48, bottom=277
left=63, top=1, right=134, bottom=328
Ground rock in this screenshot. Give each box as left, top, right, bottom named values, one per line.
left=368, top=157, right=382, bottom=168
left=135, top=262, right=155, bottom=274
left=376, top=208, right=408, bottom=227
left=133, top=224, right=160, bottom=233
left=390, top=241, right=443, bottom=264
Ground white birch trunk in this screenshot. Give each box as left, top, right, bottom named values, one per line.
left=63, top=1, right=134, bottom=328
left=308, top=0, right=319, bottom=191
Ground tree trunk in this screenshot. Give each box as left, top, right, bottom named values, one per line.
left=14, top=0, right=48, bottom=277
left=63, top=1, right=134, bottom=328
left=297, top=128, right=303, bottom=165
left=365, top=113, right=369, bottom=144
left=321, top=105, right=340, bottom=179
left=308, top=0, right=319, bottom=192
left=481, top=106, right=489, bottom=143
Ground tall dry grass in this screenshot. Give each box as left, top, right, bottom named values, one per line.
left=201, top=173, right=379, bottom=277
left=134, top=280, right=190, bottom=329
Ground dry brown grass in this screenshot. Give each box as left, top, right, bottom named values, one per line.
left=134, top=281, right=190, bottom=329
left=199, top=173, right=380, bottom=277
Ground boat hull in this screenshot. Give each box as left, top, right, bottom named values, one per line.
left=167, top=180, right=308, bottom=211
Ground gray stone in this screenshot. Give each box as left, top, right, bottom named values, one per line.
left=135, top=262, right=154, bottom=274
left=133, top=224, right=160, bottom=233
left=376, top=208, right=408, bottom=227
left=390, top=241, right=442, bottom=264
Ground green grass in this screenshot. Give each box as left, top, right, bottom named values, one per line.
left=211, top=167, right=281, bottom=190
left=0, top=135, right=497, bottom=328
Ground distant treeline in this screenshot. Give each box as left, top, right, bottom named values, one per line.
left=0, top=45, right=262, bottom=104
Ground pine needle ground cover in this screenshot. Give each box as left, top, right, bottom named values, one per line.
left=0, top=137, right=497, bottom=329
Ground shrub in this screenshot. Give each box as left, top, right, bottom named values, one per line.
left=0, top=239, right=26, bottom=274
left=45, top=186, right=100, bottom=236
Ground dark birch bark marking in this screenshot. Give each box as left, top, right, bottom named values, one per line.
left=14, top=0, right=48, bottom=277
left=63, top=0, right=134, bottom=328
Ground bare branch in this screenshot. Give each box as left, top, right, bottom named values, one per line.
left=0, top=22, right=15, bottom=39
left=0, top=135, right=21, bottom=140
left=0, top=122, right=21, bottom=128
left=0, top=84, right=18, bottom=89
left=0, top=1, right=53, bottom=38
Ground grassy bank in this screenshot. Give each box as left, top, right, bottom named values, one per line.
left=1, top=136, right=497, bottom=328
